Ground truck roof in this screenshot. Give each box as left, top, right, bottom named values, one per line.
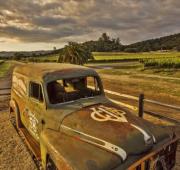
left=14, top=63, right=98, bottom=82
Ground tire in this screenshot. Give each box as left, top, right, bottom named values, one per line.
left=46, top=156, right=58, bottom=170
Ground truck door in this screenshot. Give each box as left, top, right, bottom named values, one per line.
left=26, top=81, right=45, bottom=142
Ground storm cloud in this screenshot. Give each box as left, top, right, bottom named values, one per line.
left=0, top=0, right=180, bottom=50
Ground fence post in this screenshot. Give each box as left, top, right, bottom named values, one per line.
left=138, top=93, right=144, bottom=118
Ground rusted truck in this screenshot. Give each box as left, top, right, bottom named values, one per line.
left=10, top=63, right=178, bottom=170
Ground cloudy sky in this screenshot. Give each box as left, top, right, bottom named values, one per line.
left=0, top=0, right=179, bottom=51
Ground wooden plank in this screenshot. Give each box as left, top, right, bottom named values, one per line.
left=0, top=93, right=10, bottom=96
left=0, top=88, right=11, bottom=90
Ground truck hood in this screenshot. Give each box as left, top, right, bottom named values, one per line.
left=60, top=102, right=172, bottom=162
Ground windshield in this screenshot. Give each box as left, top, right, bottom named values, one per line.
left=47, top=76, right=102, bottom=104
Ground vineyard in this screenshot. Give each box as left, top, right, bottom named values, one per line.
left=93, top=52, right=180, bottom=61
left=5, top=52, right=180, bottom=69
left=140, top=57, right=180, bottom=68
left=21, top=52, right=180, bottom=63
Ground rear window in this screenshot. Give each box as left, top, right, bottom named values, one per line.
left=29, top=82, right=43, bottom=102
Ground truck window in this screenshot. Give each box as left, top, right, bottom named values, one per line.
left=29, top=82, right=43, bottom=102
left=47, top=76, right=102, bottom=104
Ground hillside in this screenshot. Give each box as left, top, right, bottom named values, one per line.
left=125, top=33, right=180, bottom=52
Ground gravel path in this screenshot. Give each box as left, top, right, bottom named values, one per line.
left=0, top=109, right=37, bottom=170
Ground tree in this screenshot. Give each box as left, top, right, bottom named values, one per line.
left=176, top=45, right=180, bottom=51
left=58, top=42, right=93, bottom=65
left=124, top=48, right=138, bottom=53
left=12, top=52, right=24, bottom=60
left=141, top=42, right=152, bottom=52
left=101, top=33, right=110, bottom=42
left=83, top=33, right=123, bottom=52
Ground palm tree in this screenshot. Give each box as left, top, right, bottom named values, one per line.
left=58, top=42, right=93, bottom=65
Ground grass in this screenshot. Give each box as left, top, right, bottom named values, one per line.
left=38, top=51, right=180, bottom=77
left=140, top=57, right=180, bottom=68
left=0, top=62, right=11, bottom=78
left=94, top=61, right=180, bottom=84
left=97, top=65, right=180, bottom=102
left=0, top=60, right=4, bottom=64
left=33, top=54, right=58, bottom=61
left=22, top=54, right=59, bottom=62
left=97, top=65, right=180, bottom=79
left=25, top=51, right=180, bottom=63
left=93, top=52, right=180, bottom=61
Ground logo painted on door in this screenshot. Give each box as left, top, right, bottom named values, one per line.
left=25, top=109, right=39, bottom=139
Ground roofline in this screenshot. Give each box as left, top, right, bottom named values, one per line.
left=13, top=63, right=99, bottom=82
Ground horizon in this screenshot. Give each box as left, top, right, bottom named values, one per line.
left=0, top=32, right=179, bottom=52
left=0, top=0, right=180, bottom=51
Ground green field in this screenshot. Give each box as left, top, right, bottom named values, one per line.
left=26, top=51, right=180, bottom=63
left=22, top=54, right=59, bottom=62
left=0, top=62, right=11, bottom=77
left=140, top=57, right=180, bottom=68
left=0, top=60, right=4, bottom=64
left=18, top=51, right=180, bottom=69
left=92, top=52, right=180, bottom=69
left=87, top=52, right=180, bottom=77
left=93, top=52, right=180, bottom=61
left=38, top=55, right=58, bottom=61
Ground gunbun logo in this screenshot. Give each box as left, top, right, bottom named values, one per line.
left=90, top=105, right=128, bottom=123
left=90, top=105, right=154, bottom=145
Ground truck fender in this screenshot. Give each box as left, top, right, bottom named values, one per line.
left=40, top=129, right=73, bottom=170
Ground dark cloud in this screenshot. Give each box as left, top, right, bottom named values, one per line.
left=0, top=0, right=179, bottom=46
left=32, top=16, right=76, bottom=27
left=0, top=25, right=90, bottom=42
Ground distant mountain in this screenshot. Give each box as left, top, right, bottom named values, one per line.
left=125, top=33, right=180, bottom=52
left=0, top=50, right=52, bottom=58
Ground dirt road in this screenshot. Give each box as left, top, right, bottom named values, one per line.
left=0, top=111, right=37, bottom=170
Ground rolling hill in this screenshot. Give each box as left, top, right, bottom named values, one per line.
left=125, top=33, right=180, bottom=52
